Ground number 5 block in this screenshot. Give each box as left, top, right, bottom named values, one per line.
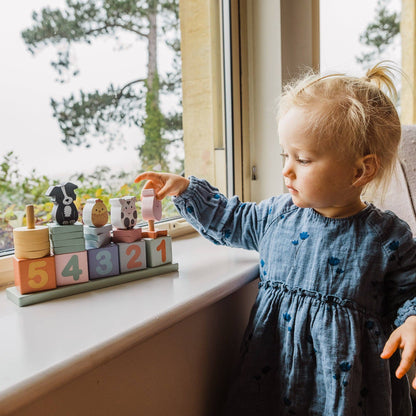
left=13, top=256, right=56, bottom=294
left=55, top=251, right=89, bottom=286
left=87, top=243, right=120, bottom=280
left=117, top=241, right=146, bottom=274
left=144, top=236, right=172, bottom=268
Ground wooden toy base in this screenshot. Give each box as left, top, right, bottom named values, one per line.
left=6, top=263, right=179, bottom=307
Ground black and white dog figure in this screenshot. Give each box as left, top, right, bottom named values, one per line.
left=46, top=182, right=79, bottom=225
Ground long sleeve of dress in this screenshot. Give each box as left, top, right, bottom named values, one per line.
left=173, top=176, right=291, bottom=252
left=382, top=212, right=416, bottom=327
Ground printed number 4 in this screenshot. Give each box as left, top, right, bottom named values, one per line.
left=62, top=255, right=83, bottom=281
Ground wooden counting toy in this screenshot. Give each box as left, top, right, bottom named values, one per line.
left=117, top=240, right=146, bottom=273
left=110, top=196, right=138, bottom=230
left=87, top=243, right=120, bottom=280
left=55, top=251, right=89, bottom=286
left=141, top=189, right=167, bottom=239
left=13, top=205, right=57, bottom=294
left=145, top=236, right=173, bottom=268
left=6, top=180, right=178, bottom=307
left=45, top=182, right=79, bottom=225
left=13, top=205, right=50, bottom=259
left=83, top=198, right=108, bottom=227
left=84, top=223, right=112, bottom=249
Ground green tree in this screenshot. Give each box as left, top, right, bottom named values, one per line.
left=356, top=0, right=400, bottom=66
left=21, top=0, right=183, bottom=171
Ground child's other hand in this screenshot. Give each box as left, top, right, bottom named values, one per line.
left=381, top=315, right=416, bottom=388
left=134, top=171, right=190, bottom=200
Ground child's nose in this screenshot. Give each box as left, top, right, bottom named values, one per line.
left=282, top=160, right=295, bottom=178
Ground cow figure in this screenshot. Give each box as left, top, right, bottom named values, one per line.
left=110, top=196, right=138, bottom=229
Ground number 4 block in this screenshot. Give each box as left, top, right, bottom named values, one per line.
left=55, top=251, right=89, bottom=286
left=13, top=256, right=56, bottom=294
left=145, top=236, right=172, bottom=268
left=117, top=241, right=146, bottom=274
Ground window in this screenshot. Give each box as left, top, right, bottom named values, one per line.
left=0, top=0, right=232, bottom=286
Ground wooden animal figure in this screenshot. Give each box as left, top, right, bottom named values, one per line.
left=141, top=189, right=167, bottom=239
left=110, top=196, right=138, bottom=229
left=45, top=182, right=79, bottom=225
left=83, top=198, right=108, bottom=227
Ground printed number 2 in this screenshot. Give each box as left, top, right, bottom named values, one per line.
left=62, top=255, right=83, bottom=281
left=28, top=260, right=49, bottom=289
left=96, top=250, right=113, bottom=275
left=156, top=239, right=166, bottom=263
left=126, top=244, right=142, bottom=269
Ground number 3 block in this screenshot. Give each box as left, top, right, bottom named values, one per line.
left=117, top=241, right=146, bottom=274
left=144, top=236, right=172, bottom=267
left=55, top=251, right=89, bottom=286
left=13, top=256, right=56, bottom=294
left=87, top=243, right=120, bottom=280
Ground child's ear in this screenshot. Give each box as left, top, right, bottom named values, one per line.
left=352, top=154, right=379, bottom=187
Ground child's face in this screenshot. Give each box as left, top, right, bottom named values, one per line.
left=278, top=106, right=365, bottom=218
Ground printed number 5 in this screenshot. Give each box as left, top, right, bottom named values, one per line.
left=28, top=260, right=48, bottom=289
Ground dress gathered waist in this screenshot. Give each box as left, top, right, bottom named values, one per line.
left=258, top=279, right=369, bottom=316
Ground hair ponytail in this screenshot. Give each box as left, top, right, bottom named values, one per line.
left=364, top=61, right=400, bottom=101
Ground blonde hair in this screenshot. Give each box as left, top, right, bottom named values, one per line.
left=278, top=61, right=401, bottom=197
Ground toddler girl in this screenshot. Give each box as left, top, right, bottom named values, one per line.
left=135, top=62, right=416, bottom=415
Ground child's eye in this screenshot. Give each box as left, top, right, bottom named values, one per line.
left=297, top=158, right=310, bottom=165
left=280, top=152, right=288, bottom=159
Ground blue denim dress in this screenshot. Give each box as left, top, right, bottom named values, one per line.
left=173, top=177, right=416, bottom=415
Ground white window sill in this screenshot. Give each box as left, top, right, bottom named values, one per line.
left=0, top=234, right=259, bottom=414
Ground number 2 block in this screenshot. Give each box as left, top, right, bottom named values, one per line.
left=87, top=243, right=120, bottom=280
left=144, top=236, right=172, bottom=268
left=55, top=251, right=89, bottom=286
left=117, top=241, right=146, bottom=274
left=13, top=256, right=56, bottom=294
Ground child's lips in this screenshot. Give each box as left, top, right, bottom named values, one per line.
left=286, top=184, right=298, bottom=193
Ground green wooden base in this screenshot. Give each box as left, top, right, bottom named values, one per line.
left=6, top=263, right=179, bottom=307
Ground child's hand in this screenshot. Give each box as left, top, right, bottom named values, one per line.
left=134, top=171, right=190, bottom=200
left=381, top=315, right=416, bottom=388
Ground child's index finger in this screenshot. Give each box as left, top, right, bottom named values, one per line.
left=134, top=171, right=158, bottom=183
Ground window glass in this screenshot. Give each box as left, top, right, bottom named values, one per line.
left=320, top=0, right=401, bottom=74
left=0, top=0, right=183, bottom=253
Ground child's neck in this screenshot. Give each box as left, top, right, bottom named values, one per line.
left=314, top=200, right=367, bottom=219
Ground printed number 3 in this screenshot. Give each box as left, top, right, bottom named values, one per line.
left=96, top=250, right=113, bottom=275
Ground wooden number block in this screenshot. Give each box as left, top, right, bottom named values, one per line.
left=55, top=251, right=89, bottom=286
left=87, top=243, right=120, bottom=280
left=13, top=256, right=56, bottom=294
left=117, top=241, right=146, bottom=273
left=144, top=236, right=172, bottom=268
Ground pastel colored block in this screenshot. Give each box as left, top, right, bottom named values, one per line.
left=85, top=234, right=111, bottom=250
left=7, top=263, right=179, bottom=307
left=144, top=236, right=172, bottom=267
left=13, top=225, right=50, bottom=259
left=117, top=241, right=146, bottom=273
left=53, top=242, right=86, bottom=255
left=87, top=243, right=120, bottom=280
left=83, top=224, right=112, bottom=236
left=55, top=251, right=89, bottom=286
left=112, top=228, right=142, bottom=243
left=48, top=222, right=83, bottom=235
left=13, top=255, right=56, bottom=294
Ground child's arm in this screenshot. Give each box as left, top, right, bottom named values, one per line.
left=134, top=171, right=190, bottom=199
left=381, top=315, right=416, bottom=389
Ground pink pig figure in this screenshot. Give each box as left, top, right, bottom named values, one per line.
left=140, top=188, right=167, bottom=239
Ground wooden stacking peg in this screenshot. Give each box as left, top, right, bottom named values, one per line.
left=13, top=205, right=50, bottom=259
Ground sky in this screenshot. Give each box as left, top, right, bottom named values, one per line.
left=0, top=0, right=402, bottom=181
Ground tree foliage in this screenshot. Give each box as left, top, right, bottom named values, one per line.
left=21, top=0, right=183, bottom=169
left=356, top=0, right=400, bottom=66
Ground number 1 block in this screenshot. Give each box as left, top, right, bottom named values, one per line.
left=144, top=236, right=172, bottom=268
left=55, top=251, right=89, bottom=286
left=87, top=243, right=120, bottom=280
left=117, top=241, right=146, bottom=273
left=13, top=256, right=56, bottom=294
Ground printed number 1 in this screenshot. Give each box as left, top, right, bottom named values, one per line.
left=62, top=255, right=83, bottom=281
left=156, top=239, right=166, bottom=263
